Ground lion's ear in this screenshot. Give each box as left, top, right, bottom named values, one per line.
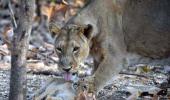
left=48, top=23, right=61, bottom=38
left=83, top=24, right=93, bottom=40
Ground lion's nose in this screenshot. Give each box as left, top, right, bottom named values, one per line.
left=63, top=67, right=72, bottom=72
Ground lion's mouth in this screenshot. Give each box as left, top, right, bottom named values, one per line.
left=61, top=63, right=93, bottom=81
left=63, top=72, right=72, bottom=81
left=62, top=72, right=79, bottom=81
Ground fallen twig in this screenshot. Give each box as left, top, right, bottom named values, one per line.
left=28, top=49, right=58, bottom=64
left=119, top=71, right=149, bottom=79
left=27, top=70, right=61, bottom=76
left=0, top=49, right=8, bottom=55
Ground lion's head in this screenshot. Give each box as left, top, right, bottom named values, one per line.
left=49, top=23, right=93, bottom=81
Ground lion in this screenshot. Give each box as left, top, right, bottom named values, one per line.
left=34, top=0, right=170, bottom=99
left=43, top=22, right=124, bottom=99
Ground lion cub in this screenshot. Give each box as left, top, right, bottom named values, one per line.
left=32, top=63, right=94, bottom=100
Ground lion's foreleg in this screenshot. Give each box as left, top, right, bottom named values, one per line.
left=93, top=52, right=123, bottom=93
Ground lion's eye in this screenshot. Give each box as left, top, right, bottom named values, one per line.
left=73, top=47, right=80, bottom=53
left=56, top=47, right=62, bottom=53
left=82, top=84, right=88, bottom=90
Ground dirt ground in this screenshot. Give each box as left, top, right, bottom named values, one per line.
left=0, top=63, right=169, bottom=100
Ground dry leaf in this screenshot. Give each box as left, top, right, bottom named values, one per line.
left=41, top=3, right=68, bottom=21
left=2, top=25, right=13, bottom=49
left=75, top=0, right=85, bottom=7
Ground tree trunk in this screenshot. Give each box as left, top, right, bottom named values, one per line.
left=9, top=0, right=35, bottom=100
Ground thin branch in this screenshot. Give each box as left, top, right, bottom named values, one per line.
left=8, top=0, right=17, bottom=28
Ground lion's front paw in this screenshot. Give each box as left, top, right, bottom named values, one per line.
left=75, top=91, right=96, bottom=100
left=75, top=76, right=96, bottom=100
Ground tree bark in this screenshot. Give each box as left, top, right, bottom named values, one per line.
left=9, top=0, right=35, bottom=100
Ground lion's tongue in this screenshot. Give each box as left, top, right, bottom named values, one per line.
left=63, top=72, right=72, bottom=81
